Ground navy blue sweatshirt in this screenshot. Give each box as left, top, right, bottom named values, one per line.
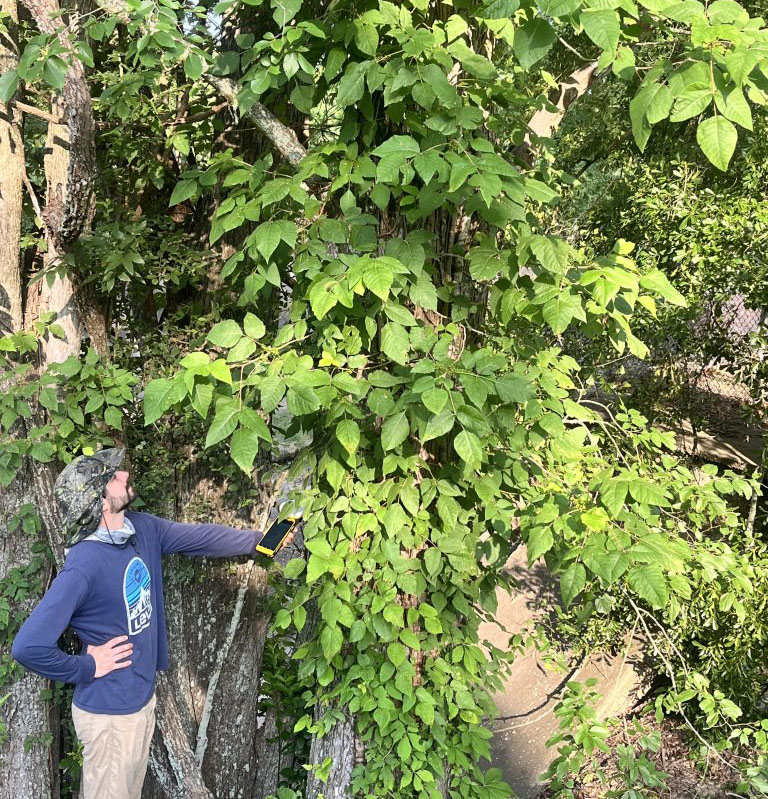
left=12, top=511, right=262, bottom=714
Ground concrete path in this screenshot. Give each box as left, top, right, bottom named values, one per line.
left=480, top=547, right=648, bottom=799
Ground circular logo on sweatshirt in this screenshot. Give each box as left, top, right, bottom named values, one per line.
left=123, top=556, right=152, bottom=635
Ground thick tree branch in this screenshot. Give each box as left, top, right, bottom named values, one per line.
left=93, top=0, right=310, bottom=172
left=194, top=558, right=256, bottom=765
left=10, top=100, right=62, bottom=124
left=204, top=75, right=307, bottom=166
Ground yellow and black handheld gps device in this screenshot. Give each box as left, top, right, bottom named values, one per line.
left=254, top=513, right=301, bottom=557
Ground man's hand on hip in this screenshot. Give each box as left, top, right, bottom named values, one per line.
left=87, top=635, right=133, bottom=678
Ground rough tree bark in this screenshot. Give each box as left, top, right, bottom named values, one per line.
left=20, top=0, right=110, bottom=360
left=0, top=3, right=57, bottom=796
left=139, top=459, right=281, bottom=799
left=0, top=0, right=101, bottom=794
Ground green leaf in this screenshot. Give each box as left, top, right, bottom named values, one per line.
left=413, top=151, right=442, bottom=184
left=468, top=245, right=505, bottom=281
left=612, top=46, right=636, bottom=81
left=335, top=62, right=367, bottom=107
left=381, top=323, right=410, bottom=365
left=628, top=478, right=671, bottom=507
left=526, top=526, right=554, bottom=563
left=306, top=539, right=345, bottom=582
left=43, top=56, right=68, bottom=90
left=422, top=409, right=454, bottom=442
left=669, top=87, right=712, bottom=122
left=208, top=359, right=232, bottom=384
left=560, top=562, right=586, bottom=607
left=584, top=551, right=628, bottom=585
left=542, top=291, right=584, bottom=335
left=320, top=624, right=343, bottom=661
left=230, top=427, right=260, bottom=472
left=422, top=387, right=448, bottom=414
left=384, top=305, right=417, bottom=326
left=336, top=418, right=360, bottom=456
left=629, top=85, right=654, bottom=151
left=0, top=70, right=19, bottom=103
left=227, top=337, right=256, bottom=362
left=448, top=161, right=476, bottom=193
left=286, top=385, right=321, bottom=416
left=354, top=20, right=379, bottom=55
left=169, top=180, right=197, bottom=206
left=104, top=406, right=123, bottom=429
left=513, top=18, right=556, bottom=71
left=372, top=135, right=420, bottom=158
left=696, top=115, right=738, bottom=171
left=243, top=313, right=266, bottom=340
left=581, top=9, right=620, bottom=52
left=454, top=430, right=483, bottom=470
left=424, top=548, right=441, bottom=576
left=309, top=278, right=338, bottom=319
left=387, top=641, right=407, bottom=667
left=538, top=0, right=580, bottom=15
left=627, top=564, right=668, bottom=609
left=381, top=411, right=409, bottom=451
left=410, top=272, right=438, bottom=311
left=530, top=235, right=573, bottom=273
left=254, top=222, right=282, bottom=261
left=639, top=270, right=686, bottom=306
left=496, top=374, right=533, bottom=403
left=184, top=52, right=204, bottom=80
left=724, top=48, right=760, bottom=86
left=272, top=0, right=302, bottom=26
left=600, top=480, right=628, bottom=515
left=259, top=376, right=285, bottom=413
left=239, top=408, right=272, bottom=442
left=363, top=262, right=394, bottom=300
left=144, top=378, right=179, bottom=425
left=205, top=400, right=240, bottom=447
left=208, top=320, right=242, bottom=348
left=715, top=86, right=753, bottom=131
left=645, top=84, right=674, bottom=124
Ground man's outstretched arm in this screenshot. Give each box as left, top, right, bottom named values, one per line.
left=141, top=512, right=264, bottom=557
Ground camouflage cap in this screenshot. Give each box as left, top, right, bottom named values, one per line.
left=54, top=448, right=125, bottom=547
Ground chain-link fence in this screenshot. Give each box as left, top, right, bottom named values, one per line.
left=686, top=296, right=766, bottom=402
left=631, top=293, right=767, bottom=445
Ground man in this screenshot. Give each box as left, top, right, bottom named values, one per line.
left=12, top=447, right=294, bottom=799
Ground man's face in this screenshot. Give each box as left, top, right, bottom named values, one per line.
left=103, top=469, right=136, bottom=514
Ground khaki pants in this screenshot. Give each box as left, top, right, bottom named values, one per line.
left=71, top=694, right=156, bottom=799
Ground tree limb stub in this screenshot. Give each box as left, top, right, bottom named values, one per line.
left=11, top=100, right=61, bottom=124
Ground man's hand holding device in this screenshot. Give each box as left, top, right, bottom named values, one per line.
left=255, top=502, right=303, bottom=557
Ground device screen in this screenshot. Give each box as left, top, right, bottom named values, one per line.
left=258, top=518, right=295, bottom=553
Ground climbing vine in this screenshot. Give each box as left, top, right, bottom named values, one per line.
left=4, top=0, right=768, bottom=795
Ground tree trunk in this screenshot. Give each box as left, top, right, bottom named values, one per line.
left=21, top=0, right=107, bottom=361
left=0, top=465, right=55, bottom=799
left=0, top=3, right=57, bottom=795
left=0, top=0, right=24, bottom=337
left=138, top=459, right=276, bottom=799
left=305, top=711, right=357, bottom=799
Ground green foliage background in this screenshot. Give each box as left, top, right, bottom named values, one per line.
left=3, top=0, right=768, bottom=796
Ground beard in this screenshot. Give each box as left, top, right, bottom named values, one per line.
left=107, top=481, right=136, bottom=513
